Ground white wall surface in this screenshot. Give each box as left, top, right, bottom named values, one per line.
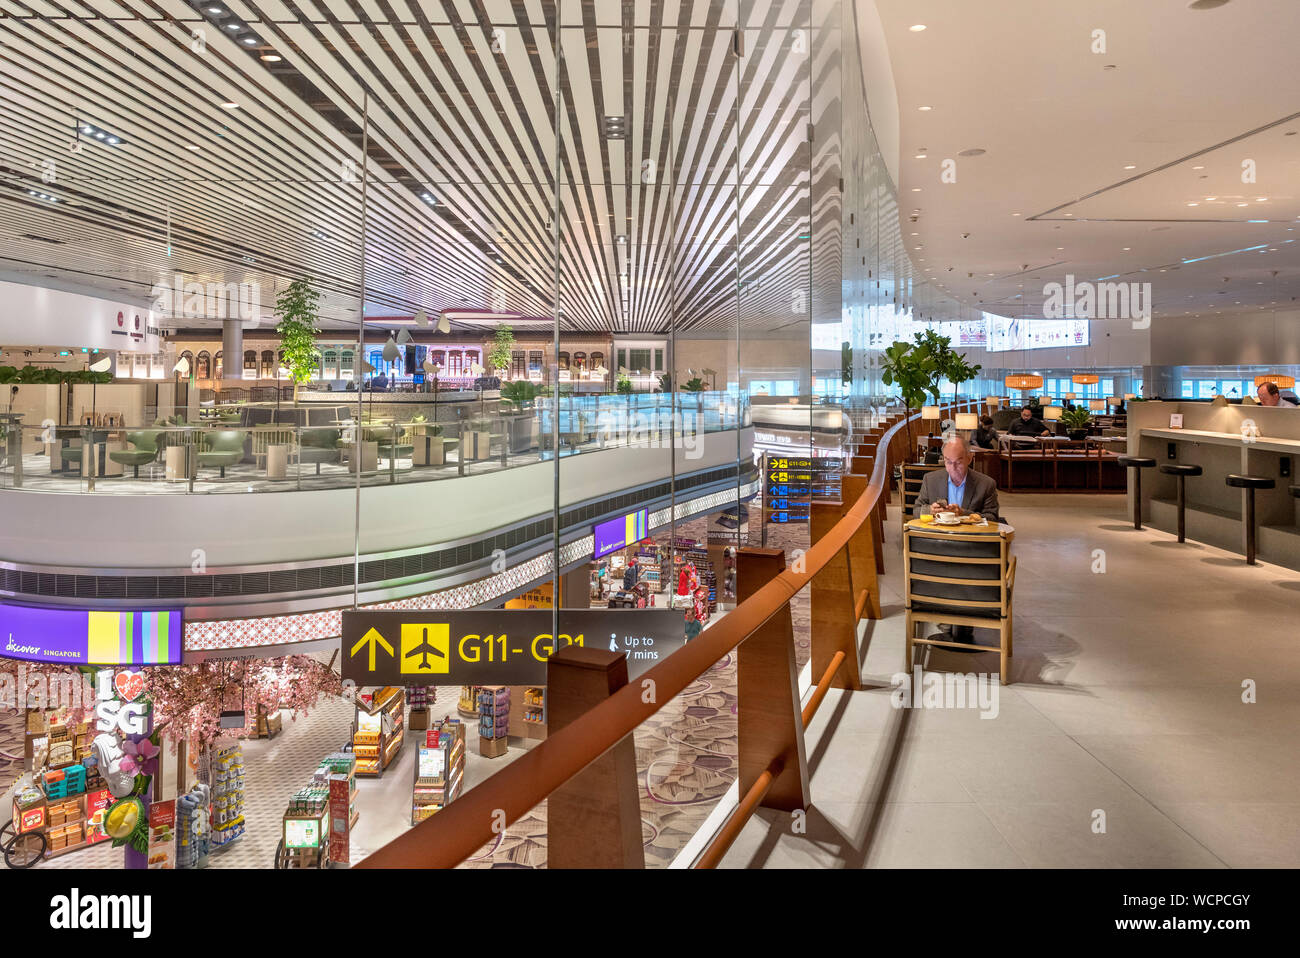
left=1149, top=308, right=1300, bottom=366
left=0, top=428, right=753, bottom=569
left=0, top=280, right=162, bottom=353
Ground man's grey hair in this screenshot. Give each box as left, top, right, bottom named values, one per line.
left=942, top=433, right=971, bottom=457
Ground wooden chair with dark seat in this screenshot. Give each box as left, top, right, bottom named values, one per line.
left=1158, top=463, right=1202, bottom=542
left=904, top=525, right=1017, bottom=684
left=1226, top=474, right=1275, bottom=565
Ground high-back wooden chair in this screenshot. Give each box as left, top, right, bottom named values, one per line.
left=904, top=524, right=1017, bottom=684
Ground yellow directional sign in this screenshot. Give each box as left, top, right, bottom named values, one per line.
left=350, top=627, right=394, bottom=671
left=400, top=623, right=449, bottom=675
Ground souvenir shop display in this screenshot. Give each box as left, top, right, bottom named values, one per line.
left=354, top=686, right=405, bottom=777
left=175, top=784, right=211, bottom=869
left=327, top=752, right=357, bottom=865
left=673, top=539, right=718, bottom=615
left=478, top=686, right=509, bottom=758
left=210, top=742, right=246, bottom=852
left=522, top=687, right=546, bottom=730
left=412, top=718, right=465, bottom=823
left=408, top=685, right=431, bottom=731
left=457, top=686, right=478, bottom=717
left=635, top=547, right=668, bottom=592
left=3, top=713, right=109, bottom=865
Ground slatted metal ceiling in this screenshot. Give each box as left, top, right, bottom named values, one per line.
left=0, top=0, right=822, bottom=334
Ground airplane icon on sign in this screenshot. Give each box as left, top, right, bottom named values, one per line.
left=400, top=623, right=451, bottom=674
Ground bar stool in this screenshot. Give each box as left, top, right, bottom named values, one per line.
left=1117, top=455, right=1157, bottom=529
left=1158, top=464, right=1202, bottom=542
left=1226, top=474, right=1275, bottom=565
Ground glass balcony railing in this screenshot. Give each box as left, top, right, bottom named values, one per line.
left=0, top=393, right=749, bottom=495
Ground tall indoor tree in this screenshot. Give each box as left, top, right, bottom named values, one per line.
left=488, top=324, right=515, bottom=379
left=275, top=278, right=322, bottom=404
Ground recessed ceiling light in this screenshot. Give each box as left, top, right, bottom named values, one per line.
left=1192, top=165, right=1204, bottom=170
left=261, top=53, right=281, bottom=61
left=1237, top=202, right=1249, bottom=207
left=242, top=36, right=257, bottom=45
left=909, top=24, right=927, bottom=32
left=911, top=187, right=922, bottom=192
left=225, top=23, right=240, bottom=30
left=1205, top=196, right=1217, bottom=201
left=1122, top=247, right=1131, bottom=251
left=917, top=106, right=932, bottom=111
left=914, top=153, right=927, bottom=159
left=1187, top=202, right=1199, bottom=206
left=1011, top=212, right=1021, bottom=217
left=1064, top=213, right=1073, bottom=216
left=1124, top=164, right=1136, bottom=170
left=207, top=6, right=223, bottom=12
left=1056, top=247, right=1064, bottom=250
left=1256, top=197, right=1268, bottom=201
left=187, top=143, right=201, bottom=151
left=221, top=102, right=238, bottom=109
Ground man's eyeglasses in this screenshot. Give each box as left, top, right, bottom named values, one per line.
left=943, top=457, right=967, bottom=467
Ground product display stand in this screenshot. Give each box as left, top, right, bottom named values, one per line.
left=210, top=741, right=246, bottom=852
left=326, top=752, right=357, bottom=865
left=175, top=784, right=211, bottom=869
left=457, top=686, right=479, bottom=717
left=354, top=686, right=405, bottom=777
left=412, top=718, right=466, bottom=823
left=408, top=685, right=431, bottom=731
left=521, top=687, right=547, bottom=740
left=478, top=686, right=509, bottom=758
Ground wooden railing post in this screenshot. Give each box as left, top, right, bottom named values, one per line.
left=840, top=474, right=882, bottom=620
left=735, top=548, right=810, bottom=810
left=545, top=645, right=645, bottom=868
left=811, top=501, right=863, bottom=691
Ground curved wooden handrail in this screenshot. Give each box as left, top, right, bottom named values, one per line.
left=357, top=403, right=967, bottom=868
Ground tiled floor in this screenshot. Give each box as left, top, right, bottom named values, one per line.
left=719, top=492, right=1300, bottom=869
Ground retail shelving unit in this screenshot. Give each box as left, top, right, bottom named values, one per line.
left=210, top=742, right=246, bottom=852
left=478, top=686, right=509, bottom=758
left=412, top=719, right=466, bottom=824
left=354, top=687, right=405, bottom=777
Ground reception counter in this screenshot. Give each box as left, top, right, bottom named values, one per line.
left=1127, top=402, right=1300, bottom=567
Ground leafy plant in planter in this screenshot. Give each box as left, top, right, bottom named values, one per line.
left=658, top=372, right=672, bottom=392
left=616, top=372, right=633, bottom=395
left=500, top=380, right=541, bottom=407
left=879, top=339, right=940, bottom=452
left=274, top=278, right=322, bottom=404
left=1059, top=405, right=1093, bottom=440
left=681, top=377, right=706, bottom=392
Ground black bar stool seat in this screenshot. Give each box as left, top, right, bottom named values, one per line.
left=1226, top=474, right=1275, bottom=565
left=1117, top=456, right=1157, bottom=529
left=1159, top=464, right=1203, bottom=543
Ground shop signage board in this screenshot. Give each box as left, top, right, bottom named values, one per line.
left=0, top=602, right=183, bottom=666
left=341, top=608, right=684, bottom=686
left=593, top=508, right=649, bottom=559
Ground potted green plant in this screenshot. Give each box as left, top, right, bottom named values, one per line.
left=275, top=278, right=322, bottom=405
left=1059, top=405, right=1092, bottom=440
left=616, top=371, right=633, bottom=395
left=487, top=325, right=515, bottom=379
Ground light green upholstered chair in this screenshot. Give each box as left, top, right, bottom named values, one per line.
left=109, top=430, right=163, bottom=478
left=197, top=430, right=245, bottom=477
left=300, top=428, right=342, bottom=475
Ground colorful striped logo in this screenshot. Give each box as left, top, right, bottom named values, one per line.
left=87, top=610, right=177, bottom=665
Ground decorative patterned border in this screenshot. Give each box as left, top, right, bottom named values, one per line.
left=184, top=480, right=759, bottom=652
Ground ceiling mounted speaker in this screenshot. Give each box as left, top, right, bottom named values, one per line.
left=436, top=314, right=451, bottom=334
left=414, top=309, right=428, bottom=326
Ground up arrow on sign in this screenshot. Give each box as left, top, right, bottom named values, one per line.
left=350, top=627, right=394, bottom=670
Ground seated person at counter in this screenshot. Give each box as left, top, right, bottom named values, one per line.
left=1007, top=405, right=1050, bottom=440
left=1256, top=382, right=1299, bottom=407
left=913, top=435, right=1000, bottom=522
left=973, top=415, right=998, bottom=449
